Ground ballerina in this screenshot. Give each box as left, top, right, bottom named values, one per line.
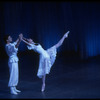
left=22, top=31, right=70, bottom=92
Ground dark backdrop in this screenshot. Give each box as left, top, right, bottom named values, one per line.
left=0, top=1, right=100, bottom=59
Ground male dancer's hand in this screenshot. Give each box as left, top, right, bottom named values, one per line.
left=19, top=33, right=23, bottom=40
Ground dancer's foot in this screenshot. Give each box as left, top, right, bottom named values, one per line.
left=41, top=84, right=45, bottom=92
left=15, top=89, right=21, bottom=93
left=11, top=90, right=18, bottom=95
left=10, top=87, right=18, bottom=95
left=14, top=87, right=21, bottom=93
left=64, top=31, right=70, bottom=38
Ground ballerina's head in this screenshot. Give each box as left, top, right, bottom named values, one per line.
left=27, top=38, right=35, bottom=44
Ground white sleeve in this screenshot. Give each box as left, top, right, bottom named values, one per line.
left=8, top=43, right=18, bottom=52
left=13, top=42, right=17, bottom=45
left=27, top=44, right=35, bottom=50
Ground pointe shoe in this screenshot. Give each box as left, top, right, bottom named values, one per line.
left=64, top=31, right=70, bottom=38
left=41, top=84, right=45, bottom=92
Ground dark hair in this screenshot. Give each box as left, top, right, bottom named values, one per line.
left=4, top=34, right=10, bottom=43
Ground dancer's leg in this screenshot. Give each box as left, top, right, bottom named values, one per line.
left=8, top=62, right=18, bottom=95
left=55, top=31, right=70, bottom=49
left=41, top=58, right=47, bottom=92
left=41, top=75, right=46, bottom=92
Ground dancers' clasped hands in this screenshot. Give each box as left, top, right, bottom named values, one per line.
left=18, top=33, right=23, bottom=41
left=18, top=31, right=70, bottom=42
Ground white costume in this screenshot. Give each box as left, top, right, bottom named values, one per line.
left=5, top=42, right=19, bottom=87
left=27, top=44, right=57, bottom=78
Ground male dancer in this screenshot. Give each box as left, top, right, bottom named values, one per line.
left=4, top=34, right=23, bottom=95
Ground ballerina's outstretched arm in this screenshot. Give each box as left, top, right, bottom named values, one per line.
left=55, top=31, right=70, bottom=49
left=22, top=37, right=31, bottom=46
left=15, top=33, right=23, bottom=48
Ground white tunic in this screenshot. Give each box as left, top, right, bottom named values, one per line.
left=5, top=42, right=19, bottom=63
left=5, top=42, right=19, bottom=87
left=27, top=44, right=57, bottom=78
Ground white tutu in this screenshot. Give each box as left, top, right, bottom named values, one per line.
left=37, top=45, right=57, bottom=78
left=27, top=44, right=57, bottom=78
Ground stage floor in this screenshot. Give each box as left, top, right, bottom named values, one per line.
left=0, top=53, right=100, bottom=99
